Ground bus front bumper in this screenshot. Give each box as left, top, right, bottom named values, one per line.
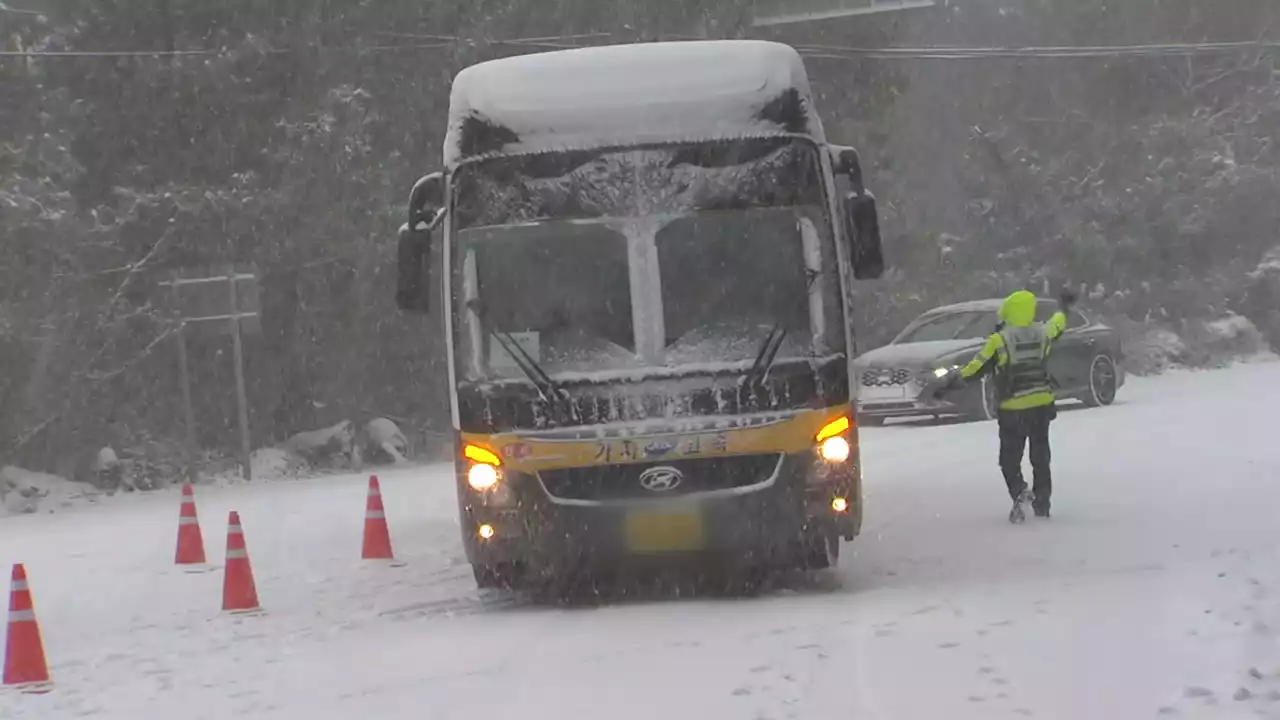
left=458, top=452, right=861, bottom=572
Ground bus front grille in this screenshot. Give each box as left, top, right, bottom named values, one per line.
left=536, top=453, right=783, bottom=503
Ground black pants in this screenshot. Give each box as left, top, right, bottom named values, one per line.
left=996, top=403, right=1057, bottom=510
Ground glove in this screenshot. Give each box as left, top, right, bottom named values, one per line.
left=1058, top=286, right=1078, bottom=310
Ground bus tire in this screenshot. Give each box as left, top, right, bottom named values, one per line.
left=799, top=528, right=840, bottom=571
left=472, top=562, right=522, bottom=590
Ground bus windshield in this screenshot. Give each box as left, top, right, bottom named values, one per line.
left=451, top=136, right=845, bottom=382
left=456, top=207, right=833, bottom=381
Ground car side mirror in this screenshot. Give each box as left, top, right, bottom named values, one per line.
left=396, top=172, right=443, bottom=313
left=829, top=145, right=885, bottom=280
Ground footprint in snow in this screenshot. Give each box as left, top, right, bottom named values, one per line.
left=1183, top=686, right=1215, bottom=700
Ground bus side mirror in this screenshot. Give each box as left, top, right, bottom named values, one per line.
left=844, top=192, right=884, bottom=280
left=396, top=172, right=443, bottom=312
left=830, top=145, right=885, bottom=280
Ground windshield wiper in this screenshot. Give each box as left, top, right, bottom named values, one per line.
left=489, top=329, right=572, bottom=407
left=744, top=322, right=789, bottom=392
left=467, top=298, right=577, bottom=414
left=742, top=269, right=821, bottom=393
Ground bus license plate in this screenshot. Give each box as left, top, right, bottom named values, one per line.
left=624, top=508, right=705, bottom=553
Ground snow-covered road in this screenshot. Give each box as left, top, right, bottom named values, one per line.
left=3, top=361, right=1280, bottom=719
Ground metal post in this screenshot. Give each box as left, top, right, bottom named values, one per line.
left=228, top=266, right=252, bottom=481
left=171, top=271, right=198, bottom=482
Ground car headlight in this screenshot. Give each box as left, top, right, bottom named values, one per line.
left=933, top=364, right=960, bottom=378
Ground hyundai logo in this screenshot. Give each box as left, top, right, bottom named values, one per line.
left=638, top=465, right=683, bottom=493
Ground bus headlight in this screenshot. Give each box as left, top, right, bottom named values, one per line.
left=819, top=436, right=851, bottom=462
left=814, top=416, right=852, bottom=464
left=467, top=463, right=500, bottom=490
left=463, top=444, right=502, bottom=491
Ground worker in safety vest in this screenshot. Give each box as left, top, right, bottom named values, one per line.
left=944, top=287, right=1076, bottom=523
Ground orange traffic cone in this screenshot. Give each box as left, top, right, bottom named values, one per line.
left=221, top=512, right=260, bottom=613
left=3, top=564, right=51, bottom=692
left=361, top=475, right=394, bottom=560
left=174, top=483, right=207, bottom=565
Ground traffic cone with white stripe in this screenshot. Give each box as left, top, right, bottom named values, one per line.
left=361, top=475, right=394, bottom=560
left=3, top=564, right=51, bottom=692
left=174, top=482, right=207, bottom=565
left=221, top=512, right=260, bottom=613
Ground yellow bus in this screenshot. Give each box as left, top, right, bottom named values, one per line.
left=394, top=40, right=885, bottom=591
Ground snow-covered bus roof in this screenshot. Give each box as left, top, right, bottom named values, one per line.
left=443, top=40, right=825, bottom=168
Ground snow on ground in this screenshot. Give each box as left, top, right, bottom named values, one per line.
left=0, top=466, right=117, bottom=517
left=2, top=361, right=1280, bottom=719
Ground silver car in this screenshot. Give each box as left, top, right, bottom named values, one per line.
left=853, top=298, right=1126, bottom=424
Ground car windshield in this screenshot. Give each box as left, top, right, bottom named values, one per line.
left=895, top=310, right=997, bottom=343
left=456, top=207, right=830, bottom=381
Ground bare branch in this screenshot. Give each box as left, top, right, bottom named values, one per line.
left=8, top=414, right=60, bottom=452
left=81, top=325, right=176, bottom=382
left=102, top=226, right=174, bottom=313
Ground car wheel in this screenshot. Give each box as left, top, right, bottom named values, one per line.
left=858, top=414, right=886, bottom=427
left=1083, top=354, right=1118, bottom=407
